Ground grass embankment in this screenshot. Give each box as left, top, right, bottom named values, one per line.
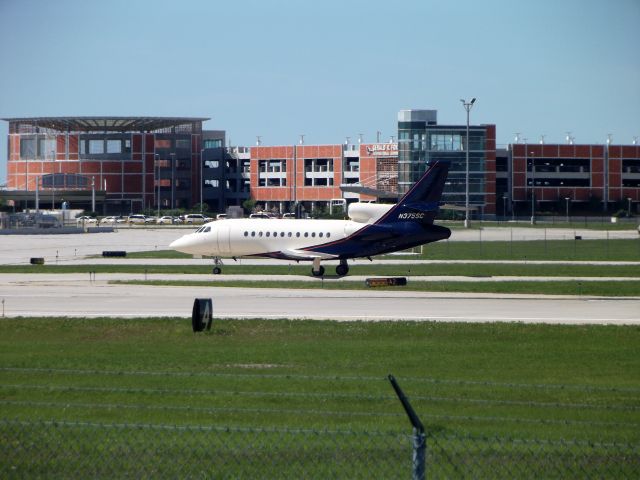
left=1, top=318, right=639, bottom=443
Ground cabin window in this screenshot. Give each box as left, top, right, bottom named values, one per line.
left=266, top=232, right=270, bottom=237
left=304, top=232, right=309, bottom=237
left=244, top=231, right=248, bottom=237
left=319, top=232, right=323, bottom=238
left=287, top=232, right=292, bottom=237
left=311, top=232, right=316, bottom=238
left=251, top=231, right=256, bottom=237
left=259, top=232, right=263, bottom=237
left=296, top=232, right=300, bottom=237
left=327, top=233, right=331, bottom=238
left=280, top=232, right=285, bottom=237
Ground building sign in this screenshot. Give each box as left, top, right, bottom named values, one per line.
left=366, top=143, right=398, bottom=156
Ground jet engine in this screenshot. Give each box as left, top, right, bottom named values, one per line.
left=347, top=202, right=394, bottom=223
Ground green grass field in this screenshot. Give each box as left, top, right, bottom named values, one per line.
left=2, top=318, right=639, bottom=444
left=112, top=278, right=640, bottom=296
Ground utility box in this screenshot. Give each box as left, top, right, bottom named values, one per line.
left=192, top=298, right=213, bottom=332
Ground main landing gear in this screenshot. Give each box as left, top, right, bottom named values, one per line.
left=335, top=260, right=349, bottom=277
left=212, top=257, right=223, bottom=275
left=310, top=258, right=350, bottom=277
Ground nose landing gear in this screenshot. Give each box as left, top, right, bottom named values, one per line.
left=212, top=257, right=223, bottom=275
left=311, top=257, right=325, bottom=277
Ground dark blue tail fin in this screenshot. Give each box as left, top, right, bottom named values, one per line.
left=374, top=160, right=450, bottom=226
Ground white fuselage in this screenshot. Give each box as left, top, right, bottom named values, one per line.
left=170, top=218, right=367, bottom=257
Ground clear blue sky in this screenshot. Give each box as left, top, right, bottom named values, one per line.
left=1, top=0, right=638, bottom=183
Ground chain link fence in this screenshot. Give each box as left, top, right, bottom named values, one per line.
left=0, top=419, right=407, bottom=479
left=1, top=418, right=639, bottom=478
left=427, top=433, right=640, bottom=479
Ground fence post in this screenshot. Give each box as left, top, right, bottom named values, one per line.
left=388, top=374, right=426, bottom=480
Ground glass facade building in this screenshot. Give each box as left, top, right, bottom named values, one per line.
left=398, top=109, right=496, bottom=216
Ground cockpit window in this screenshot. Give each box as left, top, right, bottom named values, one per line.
left=203, top=226, right=211, bottom=233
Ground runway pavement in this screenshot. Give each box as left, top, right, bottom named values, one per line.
left=1, top=273, right=638, bottom=324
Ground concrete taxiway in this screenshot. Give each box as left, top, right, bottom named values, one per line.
left=1, top=273, right=638, bottom=324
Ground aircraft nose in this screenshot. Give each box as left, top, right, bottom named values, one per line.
left=169, top=235, right=191, bottom=252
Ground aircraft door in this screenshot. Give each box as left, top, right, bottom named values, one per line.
left=216, top=224, right=231, bottom=255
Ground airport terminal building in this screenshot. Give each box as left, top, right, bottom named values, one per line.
left=2, top=113, right=639, bottom=218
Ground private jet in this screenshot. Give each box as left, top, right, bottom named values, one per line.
left=170, top=160, right=451, bottom=276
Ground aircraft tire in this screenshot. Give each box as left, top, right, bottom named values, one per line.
left=336, top=263, right=349, bottom=276
left=311, top=266, right=325, bottom=277
left=212, top=267, right=222, bottom=275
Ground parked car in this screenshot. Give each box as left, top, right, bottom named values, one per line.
left=76, top=216, right=97, bottom=225
left=249, top=212, right=274, bottom=219
left=216, top=214, right=227, bottom=220
left=100, top=216, right=117, bottom=224
left=184, top=214, right=212, bottom=224
left=144, top=216, right=157, bottom=224
left=128, top=214, right=147, bottom=224
left=157, top=215, right=182, bottom=225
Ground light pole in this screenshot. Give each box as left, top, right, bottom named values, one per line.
left=565, top=197, right=571, bottom=223
left=628, top=197, right=633, bottom=217
left=502, top=195, right=508, bottom=221
left=200, top=148, right=204, bottom=214
left=460, top=97, right=476, bottom=228
left=170, top=153, right=175, bottom=210
left=529, top=148, right=536, bottom=225
left=91, top=176, right=95, bottom=213
left=51, top=150, right=56, bottom=210
left=155, top=154, right=161, bottom=218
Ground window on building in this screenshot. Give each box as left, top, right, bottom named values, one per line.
left=205, top=179, right=219, bottom=188
left=258, top=159, right=287, bottom=187
left=430, top=134, right=462, bottom=151
left=106, top=140, right=122, bottom=154
left=176, top=139, right=190, bottom=149
left=20, top=137, right=36, bottom=159
left=88, top=139, right=104, bottom=154
left=204, top=139, right=223, bottom=149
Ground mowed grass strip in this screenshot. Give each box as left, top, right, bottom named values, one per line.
left=1, top=318, right=639, bottom=442
left=111, top=279, right=640, bottom=297
left=3, top=262, right=640, bottom=278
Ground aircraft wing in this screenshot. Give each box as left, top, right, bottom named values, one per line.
left=280, top=248, right=339, bottom=261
